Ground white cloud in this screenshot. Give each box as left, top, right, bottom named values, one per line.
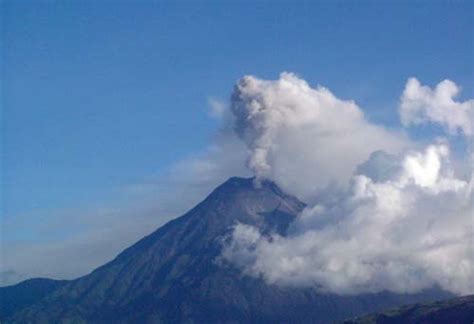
left=231, top=72, right=410, bottom=201
left=400, top=78, right=474, bottom=136
left=222, top=144, right=473, bottom=295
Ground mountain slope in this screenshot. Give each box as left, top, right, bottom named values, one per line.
left=343, top=294, right=474, bottom=324
left=0, top=278, right=68, bottom=318
left=4, top=177, right=451, bottom=323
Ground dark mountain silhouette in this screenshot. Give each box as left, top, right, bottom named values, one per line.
left=343, top=294, right=474, bottom=324
left=0, top=278, right=68, bottom=318
left=2, top=177, right=452, bottom=323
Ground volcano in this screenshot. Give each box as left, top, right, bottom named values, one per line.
left=2, top=177, right=451, bottom=323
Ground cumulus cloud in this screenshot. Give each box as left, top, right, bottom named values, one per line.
left=400, top=78, right=474, bottom=136
left=223, top=73, right=473, bottom=296
left=222, top=144, right=473, bottom=295
left=231, top=72, right=409, bottom=201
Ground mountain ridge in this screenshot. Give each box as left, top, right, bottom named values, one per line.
left=343, top=294, right=474, bottom=323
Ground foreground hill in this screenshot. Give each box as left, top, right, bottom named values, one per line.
left=2, top=177, right=451, bottom=323
left=0, top=278, right=68, bottom=318
left=343, top=294, right=474, bottom=324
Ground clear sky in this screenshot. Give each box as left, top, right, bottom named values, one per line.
left=1, top=1, right=473, bottom=283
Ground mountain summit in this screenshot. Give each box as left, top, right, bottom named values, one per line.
left=3, top=177, right=450, bottom=323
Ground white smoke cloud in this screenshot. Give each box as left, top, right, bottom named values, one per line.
left=223, top=73, right=474, bottom=296
left=400, top=78, right=474, bottom=136
left=231, top=72, right=409, bottom=201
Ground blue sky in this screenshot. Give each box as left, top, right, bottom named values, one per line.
left=1, top=1, right=473, bottom=282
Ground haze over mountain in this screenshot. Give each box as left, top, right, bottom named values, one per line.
left=1, top=177, right=452, bottom=323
